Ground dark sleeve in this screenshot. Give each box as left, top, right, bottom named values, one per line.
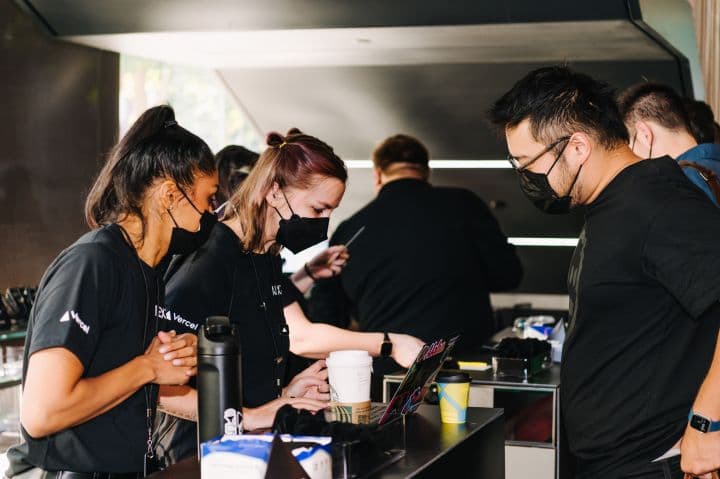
left=307, top=223, right=353, bottom=327
left=280, top=274, right=303, bottom=307
left=27, top=244, right=117, bottom=370
left=164, top=253, right=231, bottom=334
left=462, top=191, right=524, bottom=291
left=643, top=196, right=720, bottom=318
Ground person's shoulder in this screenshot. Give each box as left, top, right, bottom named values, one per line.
left=680, top=144, right=720, bottom=173
left=431, top=185, right=481, bottom=200
left=430, top=185, right=488, bottom=209
left=679, top=143, right=720, bottom=163
left=166, top=223, right=239, bottom=287
left=331, top=204, right=373, bottom=242
left=55, top=227, right=123, bottom=269
left=193, top=223, right=242, bottom=265
left=621, top=157, right=693, bottom=197
left=36, top=228, right=123, bottom=297
left=633, top=157, right=720, bottom=218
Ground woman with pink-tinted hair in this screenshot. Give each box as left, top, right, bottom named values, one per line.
left=153, top=128, right=424, bottom=465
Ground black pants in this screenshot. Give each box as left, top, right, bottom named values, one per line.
left=624, top=455, right=683, bottom=479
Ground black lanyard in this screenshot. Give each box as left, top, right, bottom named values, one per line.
left=114, top=224, right=161, bottom=474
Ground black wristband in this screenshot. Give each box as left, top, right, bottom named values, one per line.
left=304, top=262, right=319, bottom=281
left=381, top=332, right=393, bottom=357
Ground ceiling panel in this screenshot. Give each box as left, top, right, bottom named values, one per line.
left=62, top=21, right=670, bottom=69
left=21, top=0, right=635, bottom=35
left=219, top=59, right=685, bottom=159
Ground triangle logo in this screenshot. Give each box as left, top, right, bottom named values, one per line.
left=59, top=311, right=71, bottom=323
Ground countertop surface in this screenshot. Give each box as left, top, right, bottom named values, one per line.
left=148, top=404, right=504, bottom=479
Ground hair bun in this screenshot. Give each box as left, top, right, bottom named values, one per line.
left=266, top=132, right=285, bottom=147
left=286, top=127, right=303, bottom=136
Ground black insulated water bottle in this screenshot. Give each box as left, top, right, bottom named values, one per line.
left=197, top=316, right=243, bottom=449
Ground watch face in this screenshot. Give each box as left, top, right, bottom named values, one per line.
left=691, top=414, right=711, bottom=433
left=381, top=341, right=392, bottom=357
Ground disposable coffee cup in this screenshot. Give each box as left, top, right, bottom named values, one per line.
left=436, top=371, right=471, bottom=424
left=326, top=350, right=372, bottom=424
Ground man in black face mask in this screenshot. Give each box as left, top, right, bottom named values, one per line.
left=309, top=134, right=523, bottom=400
left=490, top=66, right=720, bottom=479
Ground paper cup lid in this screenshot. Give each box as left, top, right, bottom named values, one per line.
left=327, top=350, right=372, bottom=367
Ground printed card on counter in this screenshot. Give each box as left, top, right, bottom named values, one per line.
left=201, top=433, right=332, bottom=479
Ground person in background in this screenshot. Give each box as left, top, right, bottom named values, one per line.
left=490, top=65, right=720, bottom=478
left=309, top=134, right=523, bottom=400
left=683, top=98, right=718, bottom=145
left=153, top=129, right=424, bottom=465
left=618, top=82, right=720, bottom=206
left=214, top=145, right=259, bottom=208
left=5, top=106, right=207, bottom=478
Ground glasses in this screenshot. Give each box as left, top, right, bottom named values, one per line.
left=507, top=136, right=571, bottom=171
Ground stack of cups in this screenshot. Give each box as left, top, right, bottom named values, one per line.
left=436, top=371, right=471, bottom=424
left=326, top=350, right=372, bottom=424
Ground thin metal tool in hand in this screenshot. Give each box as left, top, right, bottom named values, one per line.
left=344, top=226, right=366, bottom=248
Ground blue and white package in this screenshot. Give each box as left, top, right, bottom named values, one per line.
left=201, top=434, right=332, bottom=479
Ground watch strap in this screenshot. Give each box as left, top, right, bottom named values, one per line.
left=688, top=410, right=720, bottom=433
left=381, top=332, right=392, bottom=358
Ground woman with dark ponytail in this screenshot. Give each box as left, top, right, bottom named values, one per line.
left=155, top=128, right=424, bottom=464
left=6, top=105, right=218, bottom=478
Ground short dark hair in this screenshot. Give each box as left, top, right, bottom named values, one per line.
left=683, top=98, right=717, bottom=144
left=215, top=145, right=259, bottom=203
left=85, top=105, right=215, bottom=233
left=489, top=66, right=629, bottom=149
left=617, top=82, right=692, bottom=134
left=372, top=134, right=429, bottom=176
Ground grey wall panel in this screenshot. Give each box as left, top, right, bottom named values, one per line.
left=0, top=0, right=119, bottom=288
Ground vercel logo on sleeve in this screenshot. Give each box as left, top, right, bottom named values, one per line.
left=59, top=310, right=90, bottom=334
left=154, top=305, right=199, bottom=332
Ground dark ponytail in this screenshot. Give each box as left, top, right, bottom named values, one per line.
left=85, top=105, right=215, bottom=233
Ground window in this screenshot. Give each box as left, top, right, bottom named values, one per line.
left=119, top=55, right=263, bottom=153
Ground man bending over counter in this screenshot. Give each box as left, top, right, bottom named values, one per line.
left=490, top=66, right=720, bottom=478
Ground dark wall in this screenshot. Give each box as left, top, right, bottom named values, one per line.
left=0, top=0, right=119, bottom=287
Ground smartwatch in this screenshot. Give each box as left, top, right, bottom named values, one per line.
left=688, top=410, right=720, bottom=433
left=380, top=332, right=393, bottom=358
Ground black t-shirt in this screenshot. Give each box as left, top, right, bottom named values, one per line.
left=155, top=222, right=299, bottom=464
left=9, top=224, right=162, bottom=474
left=565, top=157, right=720, bottom=477
left=309, top=179, right=522, bottom=380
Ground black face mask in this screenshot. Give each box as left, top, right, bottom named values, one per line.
left=517, top=141, right=581, bottom=215
left=274, top=191, right=329, bottom=254
left=166, top=188, right=218, bottom=256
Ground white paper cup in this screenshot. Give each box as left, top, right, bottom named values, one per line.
left=326, top=350, right=372, bottom=403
